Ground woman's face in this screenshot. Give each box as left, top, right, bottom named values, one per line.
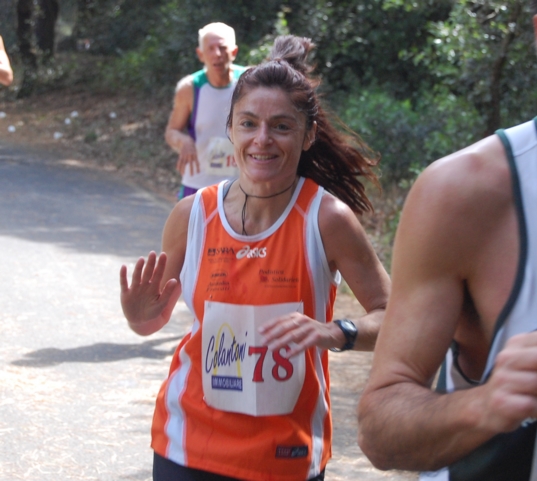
left=229, top=87, right=315, bottom=185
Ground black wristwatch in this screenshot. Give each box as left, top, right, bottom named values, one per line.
left=329, top=319, right=358, bottom=352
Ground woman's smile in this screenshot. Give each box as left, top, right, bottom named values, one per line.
left=249, top=153, right=278, bottom=161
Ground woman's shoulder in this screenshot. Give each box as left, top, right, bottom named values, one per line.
left=318, top=190, right=362, bottom=237
left=163, top=194, right=196, bottom=240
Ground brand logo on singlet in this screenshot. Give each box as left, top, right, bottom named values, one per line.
left=275, top=445, right=308, bottom=458
left=236, top=245, right=267, bottom=259
left=207, top=247, right=236, bottom=257
left=258, top=269, right=298, bottom=286
left=211, top=271, right=227, bottom=278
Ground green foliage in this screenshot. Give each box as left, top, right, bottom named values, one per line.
left=333, top=86, right=483, bottom=183
left=285, top=0, right=452, bottom=101
left=405, top=0, right=536, bottom=133
left=73, top=0, right=169, bottom=55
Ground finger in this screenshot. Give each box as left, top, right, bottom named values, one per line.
left=273, top=331, right=317, bottom=358
left=175, top=156, right=182, bottom=172
left=266, top=323, right=305, bottom=352
left=159, top=277, right=179, bottom=302
left=259, top=321, right=288, bottom=343
left=141, top=251, right=157, bottom=284
left=119, top=265, right=129, bottom=293
left=491, top=367, right=537, bottom=394
left=152, top=252, right=168, bottom=282
left=496, top=346, right=537, bottom=372
left=505, top=331, right=537, bottom=348
left=130, top=257, right=146, bottom=286
left=260, top=313, right=296, bottom=333
left=284, top=342, right=309, bottom=358
left=194, top=158, right=201, bottom=174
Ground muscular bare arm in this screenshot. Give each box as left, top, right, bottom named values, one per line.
left=164, top=76, right=199, bottom=175
left=357, top=137, right=537, bottom=471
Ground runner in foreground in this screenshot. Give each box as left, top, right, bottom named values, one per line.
left=121, top=34, right=390, bottom=481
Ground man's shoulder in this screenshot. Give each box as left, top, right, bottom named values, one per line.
left=174, top=68, right=208, bottom=88
left=174, top=72, right=197, bottom=95
left=419, top=134, right=509, bottom=199
left=401, top=133, right=513, bottom=239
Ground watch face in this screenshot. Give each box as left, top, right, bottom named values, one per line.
left=341, top=319, right=357, bottom=335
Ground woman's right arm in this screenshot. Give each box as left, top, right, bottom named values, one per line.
left=119, top=196, right=194, bottom=336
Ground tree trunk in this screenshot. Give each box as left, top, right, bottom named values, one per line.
left=17, top=0, right=36, bottom=70
left=36, top=0, right=59, bottom=61
left=17, top=0, right=37, bottom=98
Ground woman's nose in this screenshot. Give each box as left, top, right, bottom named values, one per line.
left=254, top=124, right=272, bottom=146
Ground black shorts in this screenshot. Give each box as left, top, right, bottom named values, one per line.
left=153, top=452, right=326, bottom=481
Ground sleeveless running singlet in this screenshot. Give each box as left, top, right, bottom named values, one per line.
left=421, top=117, right=537, bottom=481
left=182, top=66, right=246, bottom=190
left=151, top=177, right=339, bottom=481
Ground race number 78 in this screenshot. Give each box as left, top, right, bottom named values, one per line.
left=248, top=346, right=294, bottom=382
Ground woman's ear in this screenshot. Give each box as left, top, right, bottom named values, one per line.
left=303, top=121, right=317, bottom=151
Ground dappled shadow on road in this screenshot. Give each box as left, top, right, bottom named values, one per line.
left=0, top=145, right=173, bottom=258
left=119, top=469, right=153, bottom=481
left=11, top=335, right=182, bottom=367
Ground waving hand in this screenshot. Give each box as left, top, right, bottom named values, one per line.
left=120, top=251, right=182, bottom=336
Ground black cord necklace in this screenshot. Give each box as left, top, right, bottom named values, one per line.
left=238, top=179, right=296, bottom=235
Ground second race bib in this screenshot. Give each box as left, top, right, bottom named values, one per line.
left=204, top=137, right=238, bottom=176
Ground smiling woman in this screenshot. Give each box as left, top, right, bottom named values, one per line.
left=120, top=35, right=391, bottom=481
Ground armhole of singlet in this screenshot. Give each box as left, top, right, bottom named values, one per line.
left=436, top=357, right=448, bottom=393
left=189, top=72, right=203, bottom=136
left=312, top=188, right=340, bottom=285
left=490, top=129, right=529, bottom=344
left=450, top=341, right=480, bottom=386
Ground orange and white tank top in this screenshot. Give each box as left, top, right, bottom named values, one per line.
left=151, top=177, right=340, bottom=481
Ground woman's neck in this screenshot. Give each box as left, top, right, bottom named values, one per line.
left=224, top=177, right=299, bottom=235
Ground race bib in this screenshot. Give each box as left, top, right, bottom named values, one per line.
left=202, top=301, right=305, bottom=417
left=204, top=137, right=238, bottom=176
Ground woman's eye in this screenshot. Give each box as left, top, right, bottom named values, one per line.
left=275, top=123, right=290, bottom=131
left=240, top=120, right=254, bottom=128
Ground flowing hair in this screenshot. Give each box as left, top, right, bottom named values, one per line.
left=227, top=35, right=380, bottom=214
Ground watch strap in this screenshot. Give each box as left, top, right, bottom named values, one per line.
left=329, top=318, right=357, bottom=352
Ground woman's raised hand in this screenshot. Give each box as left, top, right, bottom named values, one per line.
left=119, top=251, right=181, bottom=335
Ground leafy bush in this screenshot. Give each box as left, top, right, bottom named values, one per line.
left=332, top=86, right=483, bottom=183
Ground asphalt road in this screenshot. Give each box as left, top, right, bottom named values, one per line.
left=0, top=144, right=416, bottom=481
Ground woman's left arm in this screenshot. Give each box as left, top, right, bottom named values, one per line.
left=260, top=194, right=390, bottom=355
left=319, top=194, right=391, bottom=351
